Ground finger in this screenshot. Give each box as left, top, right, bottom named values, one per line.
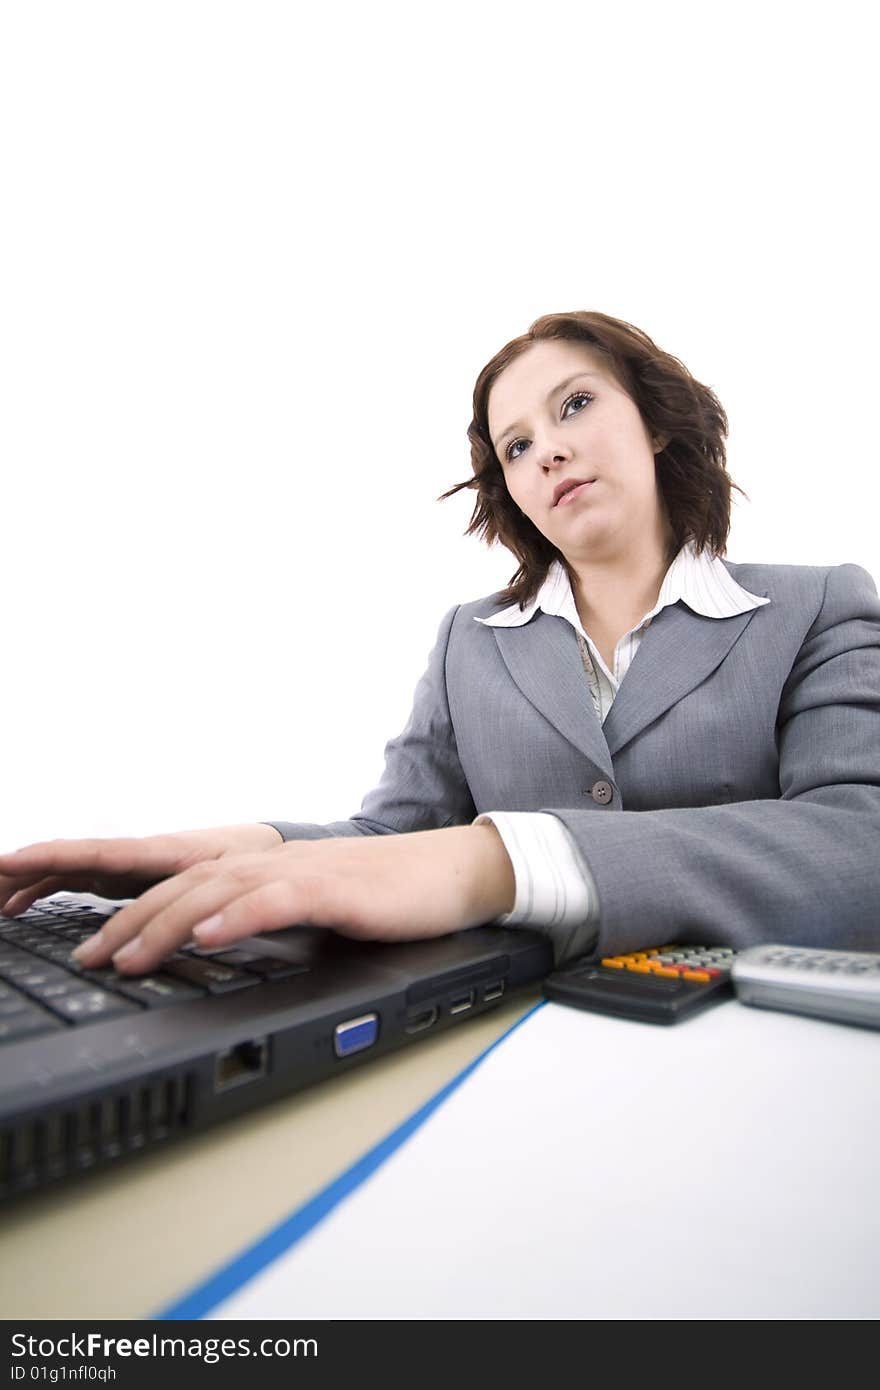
left=190, top=878, right=324, bottom=950
left=0, top=839, right=120, bottom=874
left=187, top=855, right=409, bottom=946
left=0, top=872, right=55, bottom=910
left=0, top=837, right=181, bottom=883
left=0, top=870, right=107, bottom=914
left=0, top=866, right=60, bottom=907
left=69, top=856, right=271, bottom=972
left=1, top=876, right=69, bottom=916
left=69, top=863, right=220, bottom=969
left=0, top=836, right=189, bottom=920
left=108, top=861, right=323, bottom=973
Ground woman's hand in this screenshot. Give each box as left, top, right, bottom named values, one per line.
left=61, top=825, right=516, bottom=975
left=0, top=823, right=285, bottom=917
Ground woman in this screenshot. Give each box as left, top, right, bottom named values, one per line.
left=2, top=310, right=879, bottom=974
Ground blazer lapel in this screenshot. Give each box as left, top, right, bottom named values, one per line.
left=491, top=614, right=615, bottom=778
left=601, top=600, right=764, bottom=758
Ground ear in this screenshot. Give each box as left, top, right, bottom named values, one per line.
left=652, top=433, right=670, bottom=453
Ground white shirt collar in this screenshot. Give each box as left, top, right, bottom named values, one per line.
left=474, top=540, right=770, bottom=633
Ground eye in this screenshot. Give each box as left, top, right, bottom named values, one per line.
left=504, top=391, right=594, bottom=463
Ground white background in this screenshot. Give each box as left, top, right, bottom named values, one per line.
left=1, top=0, right=877, bottom=850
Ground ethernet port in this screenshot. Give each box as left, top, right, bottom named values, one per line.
left=214, top=1037, right=269, bottom=1093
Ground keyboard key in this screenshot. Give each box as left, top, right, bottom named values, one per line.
left=28, top=942, right=81, bottom=966
left=77, top=966, right=129, bottom=990
left=161, top=955, right=261, bottom=994
left=187, top=946, right=267, bottom=964
left=0, top=995, right=33, bottom=1018
left=0, top=927, right=49, bottom=947
left=113, top=974, right=205, bottom=1008
left=183, top=946, right=311, bottom=980
left=53, top=925, right=102, bottom=943
left=0, top=961, right=72, bottom=989
left=26, top=978, right=93, bottom=1003
left=0, top=1007, right=64, bottom=1043
left=237, top=957, right=311, bottom=981
left=0, top=962, right=72, bottom=992
left=45, top=989, right=138, bottom=1023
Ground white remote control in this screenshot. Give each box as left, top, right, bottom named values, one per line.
left=731, top=944, right=880, bottom=1029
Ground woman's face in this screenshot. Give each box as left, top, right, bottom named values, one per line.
left=486, top=340, right=670, bottom=565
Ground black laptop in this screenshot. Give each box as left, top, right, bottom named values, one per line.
left=0, top=894, right=552, bottom=1203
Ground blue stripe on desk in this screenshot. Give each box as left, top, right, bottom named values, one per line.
left=155, top=998, right=547, bottom=1320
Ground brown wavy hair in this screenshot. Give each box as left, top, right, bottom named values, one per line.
left=439, top=310, right=746, bottom=609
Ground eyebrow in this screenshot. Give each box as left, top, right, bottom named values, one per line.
left=492, top=373, right=600, bottom=454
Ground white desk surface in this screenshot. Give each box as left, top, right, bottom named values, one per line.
left=206, top=996, right=880, bottom=1321
left=3, top=990, right=878, bottom=1321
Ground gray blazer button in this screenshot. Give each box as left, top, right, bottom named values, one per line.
left=590, top=780, right=613, bottom=805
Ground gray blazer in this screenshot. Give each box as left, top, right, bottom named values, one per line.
left=269, top=559, right=880, bottom=959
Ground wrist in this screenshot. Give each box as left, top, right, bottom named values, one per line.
left=469, top=823, right=516, bottom=923
left=228, top=823, right=285, bottom=851
left=258, top=823, right=285, bottom=847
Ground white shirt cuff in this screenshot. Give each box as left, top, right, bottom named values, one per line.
left=473, top=810, right=601, bottom=966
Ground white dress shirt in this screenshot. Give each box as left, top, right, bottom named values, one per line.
left=470, top=540, right=770, bottom=963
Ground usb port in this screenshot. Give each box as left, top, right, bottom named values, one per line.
left=482, top=981, right=505, bottom=1003
left=449, top=990, right=475, bottom=1015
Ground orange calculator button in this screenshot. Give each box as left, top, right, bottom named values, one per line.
left=626, top=962, right=652, bottom=973
left=601, top=958, right=625, bottom=968
left=653, top=967, right=679, bottom=978
left=682, top=969, right=711, bottom=982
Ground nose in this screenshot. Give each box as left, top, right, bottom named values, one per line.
left=533, top=434, right=572, bottom=471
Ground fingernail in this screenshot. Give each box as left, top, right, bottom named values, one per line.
left=112, top=938, right=143, bottom=964
left=193, top=913, right=224, bottom=941
left=72, top=931, right=104, bottom=961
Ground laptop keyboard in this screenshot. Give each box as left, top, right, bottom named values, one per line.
left=0, top=899, right=310, bottom=1046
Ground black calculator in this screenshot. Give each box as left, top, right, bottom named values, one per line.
left=543, top=944, right=736, bottom=1024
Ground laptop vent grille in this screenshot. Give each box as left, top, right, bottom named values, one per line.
left=0, top=1072, right=193, bottom=1201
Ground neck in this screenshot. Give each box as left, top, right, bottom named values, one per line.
left=564, top=527, right=680, bottom=631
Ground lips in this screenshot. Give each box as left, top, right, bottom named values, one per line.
left=553, top=477, right=596, bottom=507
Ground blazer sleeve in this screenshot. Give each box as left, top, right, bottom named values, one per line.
left=545, top=562, right=880, bottom=957
left=265, top=604, right=478, bottom=843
